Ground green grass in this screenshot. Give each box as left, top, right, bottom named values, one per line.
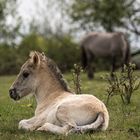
left=0, top=72, right=140, bottom=140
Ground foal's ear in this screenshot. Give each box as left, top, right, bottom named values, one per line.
left=29, top=51, right=40, bottom=67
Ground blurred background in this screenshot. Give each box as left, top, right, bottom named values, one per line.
left=0, top=0, right=140, bottom=75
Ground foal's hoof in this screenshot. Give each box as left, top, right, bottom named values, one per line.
left=19, top=120, right=27, bottom=129
left=37, top=127, right=45, bottom=131
left=69, top=126, right=83, bottom=134
left=37, top=125, right=48, bottom=131
left=18, top=120, right=35, bottom=131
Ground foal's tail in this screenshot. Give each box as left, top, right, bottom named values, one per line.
left=72, top=107, right=109, bottom=133
left=81, top=46, right=87, bottom=69
left=91, top=106, right=109, bottom=131
left=101, top=107, right=109, bottom=131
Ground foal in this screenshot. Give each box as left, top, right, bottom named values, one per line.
left=9, top=51, right=109, bottom=135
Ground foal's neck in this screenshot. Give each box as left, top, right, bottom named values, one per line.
left=36, top=80, right=64, bottom=104
left=34, top=72, right=67, bottom=114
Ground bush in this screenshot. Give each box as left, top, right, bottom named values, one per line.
left=45, top=35, right=80, bottom=71
left=104, top=63, right=140, bottom=105
left=0, top=33, right=80, bottom=75
left=0, top=44, right=20, bottom=75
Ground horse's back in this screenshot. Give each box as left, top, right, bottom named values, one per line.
left=81, top=32, right=127, bottom=57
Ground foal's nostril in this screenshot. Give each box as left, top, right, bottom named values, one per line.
left=9, top=88, right=16, bottom=95
left=9, top=89, right=12, bottom=96
left=9, top=88, right=19, bottom=100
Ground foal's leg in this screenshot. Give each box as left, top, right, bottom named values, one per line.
left=19, top=115, right=45, bottom=131
left=19, top=117, right=35, bottom=130
left=37, top=123, right=72, bottom=135
left=37, top=105, right=77, bottom=135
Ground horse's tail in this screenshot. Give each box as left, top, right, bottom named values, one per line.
left=81, top=45, right=87, bottom=69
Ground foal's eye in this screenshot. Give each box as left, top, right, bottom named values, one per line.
left=23, top=72, right=29, bottom=78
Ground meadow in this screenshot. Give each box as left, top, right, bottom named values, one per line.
left=0, top=72, right=140, bottom=140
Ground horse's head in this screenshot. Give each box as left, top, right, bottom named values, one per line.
left=9, top=51, right=44, bottom=100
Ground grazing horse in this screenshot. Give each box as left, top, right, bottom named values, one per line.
left=81, top=32, right=130, bottom=79
left=9, top=51, right=109, bottom=135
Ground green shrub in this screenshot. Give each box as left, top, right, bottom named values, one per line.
left=45, top=35, right=80, bottom=71
left=0, top=33, right=80, bottom=75
left=0, top=44, right=20, bottom=75
left=104, top=63, right=140, bottom=105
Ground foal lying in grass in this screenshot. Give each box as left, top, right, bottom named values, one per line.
left=9, top=51, right=109, bottom=135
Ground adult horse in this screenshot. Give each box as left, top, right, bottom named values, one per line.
left=9, top=51, right=109, bottom=135
left=81, top=32, right=130, bottom=79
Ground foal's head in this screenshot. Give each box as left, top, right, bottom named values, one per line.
left=9, top=51, right=46, bottom=100
left=9, top=51, right=70, bottom=100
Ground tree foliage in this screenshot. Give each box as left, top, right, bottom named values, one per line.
left=0, top=0, right=20, bottom=43
left=0, top=33, right=80, bottom=75
left=68, top=0, right=140, bottom=33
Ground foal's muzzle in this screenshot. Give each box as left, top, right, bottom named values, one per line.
left=9, top=88, right=20, bottom=100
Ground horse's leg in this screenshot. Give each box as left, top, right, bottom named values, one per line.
left=121, top=45, right=130, bottom=72
left=121, top=53, right=127, bottom=73
left=121, top=60, right=125, bottom=72
left=19, top=115, right=45, bottom=131
left=87, top=53, right=94, bottom=79
left=110, top=56, right=116, bottom=78
left=121, top=56, right=129, bottom=73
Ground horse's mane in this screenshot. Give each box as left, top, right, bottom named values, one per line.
left=46, top=57, right=71, bottom=92
left=29, top=51, right=71, bottom=92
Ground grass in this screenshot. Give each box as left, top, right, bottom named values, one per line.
left=0, top=72, right=140, bottom=140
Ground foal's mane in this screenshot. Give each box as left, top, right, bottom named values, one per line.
left=40, top=53, right=71, bottom=92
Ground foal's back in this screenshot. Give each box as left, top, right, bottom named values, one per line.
left=55, top=93, right=109, bottom=130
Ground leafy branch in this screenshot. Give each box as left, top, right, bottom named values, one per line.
left=104, top=63, right=140, bottom=105
left=71, top=64, right=83, bottom=94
